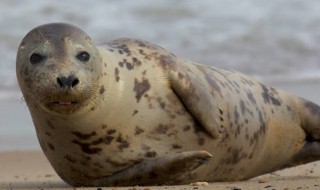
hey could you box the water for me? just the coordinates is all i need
[1,0,320,149]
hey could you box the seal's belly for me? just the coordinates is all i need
[34,69,305,184]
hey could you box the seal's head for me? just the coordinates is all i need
[16,23,102,115]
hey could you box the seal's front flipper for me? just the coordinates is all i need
[169,62,223,138]
[94,151,212,186]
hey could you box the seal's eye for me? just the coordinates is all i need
[76,51,90,62]
[30,53,45,64]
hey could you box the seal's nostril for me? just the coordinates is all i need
[57,77,64,88]
[57,75,79,88]
[72,78,79,88]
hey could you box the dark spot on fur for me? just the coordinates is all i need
[270,96,281,106]
[99,85,105,95]
[135,126,144,135]
[114,67,120,82]
[64,154,76,163]
[133,78,151,102]
[107,129,116,135]
[101,124,107,129]
[155,124,169,134]
[46,119,55,129]
[247,91,256,105]
[286,105,292,111]
[137,41,146,47]
[132,110,138,116]
[91,138,104,145]
[240,100,246,114]
[261,84,281,106]
[139,49,145,55]
[105,135,115,145]
[234,106,239,125]
[73,140,102,154]
[116,135,129,150]
[47,143,55,151]
[115,44,131,56]
[172,144,182,149]
[145,151,157,158]
[118,61,124,67]
[91,107,96,111]
[72,131,97,140]
[94,135,115,145]
[142,70,147,75]
[158,54,176,70]
[125,62,134,70]
[241,77,255,86]
[203,71,222,96]
[132,57,142,66]
[45,131,52,137]
[222,147,247,165]
[157,97,166,109]
[258,110,266,133]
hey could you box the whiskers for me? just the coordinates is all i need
[37,28,48,43]
[20,96,25,104]
[89,83,103,110]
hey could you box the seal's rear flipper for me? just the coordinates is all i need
[287,99,320,167]
[300,99,320,141]
[94,151,212,186]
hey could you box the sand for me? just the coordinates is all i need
[0,151,320,190]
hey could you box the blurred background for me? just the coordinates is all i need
[1,0,320,150]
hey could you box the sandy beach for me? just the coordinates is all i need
[0,151,320,190]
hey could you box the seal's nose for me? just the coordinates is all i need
[57,75,79,88]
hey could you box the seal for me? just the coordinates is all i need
[16,23,320,187]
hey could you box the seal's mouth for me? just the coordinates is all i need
[53,101,78,105]
[43,99,83,114]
